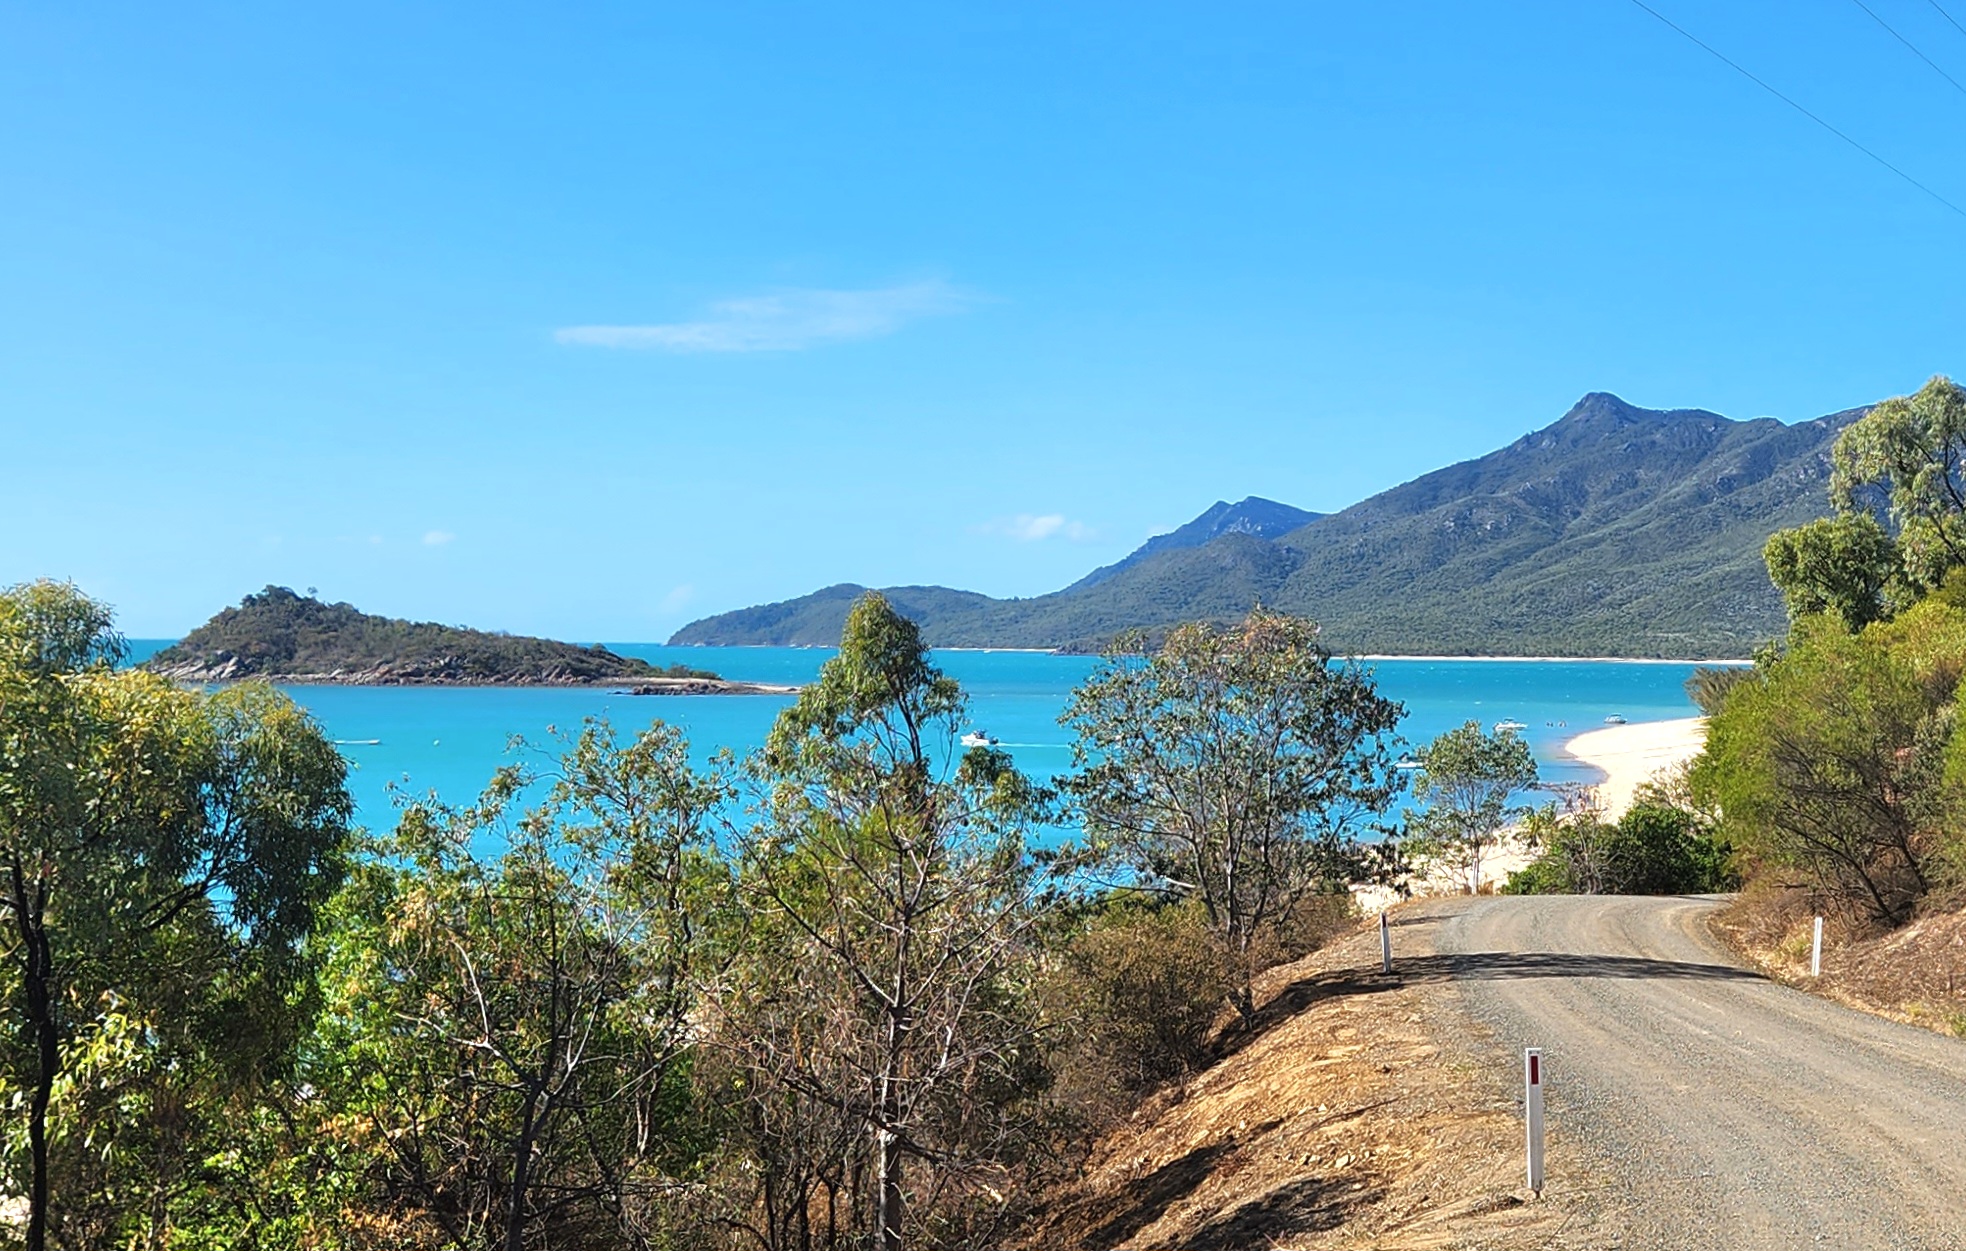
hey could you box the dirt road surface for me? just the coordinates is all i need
[1420,894,1966,1250]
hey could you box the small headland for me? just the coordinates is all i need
[146,586,795,692]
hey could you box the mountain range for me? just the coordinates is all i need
[671,393,1863,657]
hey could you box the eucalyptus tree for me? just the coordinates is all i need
[1062,610,1406,1021]
[1764,512,1901,629]
[1693,603,1966,925]
[727,593,1054,1251]
[0,580,351,1251]
[1764,374,1966,627]
[1830,374,1966,594]
[318,718,730,1251]
[1403,720,1538,894]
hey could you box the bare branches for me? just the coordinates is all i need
[716,594,1054,1251]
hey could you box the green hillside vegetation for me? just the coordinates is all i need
[6,583,1402,1251]
[1690,376,1966,929]
[148,586,713,684]
[1063,495,1323,591]
[673,393,1857,657]
[1511,377,1966,999]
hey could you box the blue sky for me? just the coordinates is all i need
[5,1,1965,638]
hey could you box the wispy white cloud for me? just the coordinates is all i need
[422,530,456,547]
[660,584,696,614]
[555,281,973,353]
[976,513,1096,543]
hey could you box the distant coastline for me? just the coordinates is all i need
[1355,654,1751,665]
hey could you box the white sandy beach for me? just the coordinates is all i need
[1563,715,1708,821]
[1355,715,1712,910]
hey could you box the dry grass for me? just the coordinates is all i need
[1713,884,1966,1038]
[1017,909,1612,1250]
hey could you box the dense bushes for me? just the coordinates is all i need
[1042,892,1356,1118]
[6,591,1381,1251]
[1692,601,1966,925]
[1043,900,1230,1109]
[1506,799,1734,896]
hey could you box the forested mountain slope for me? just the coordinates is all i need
[672,393,1859,657]
[1064,496,1323,591]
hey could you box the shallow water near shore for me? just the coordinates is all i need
[126,642,1709,831]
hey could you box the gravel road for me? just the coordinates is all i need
[1417,894,1966,1250]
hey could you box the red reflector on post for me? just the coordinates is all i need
[1529,1054,1540,1086]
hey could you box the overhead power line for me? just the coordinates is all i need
[1626,0,1966,222]
[1926,0,1966,42]
[1849,0,1966,99]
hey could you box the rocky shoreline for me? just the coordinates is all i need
[147,658,796,694]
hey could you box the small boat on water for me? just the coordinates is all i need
[333,738,382,746]
[960,730,999,749]
[1396,757,1424,771]
[1603,714,1628,725]
[1493,719,1529,733]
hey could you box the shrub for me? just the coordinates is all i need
[1693,603,1966,924]
[1046,898,1231,1103]
[1505,802,1734,895]
[1685,665,1755,716]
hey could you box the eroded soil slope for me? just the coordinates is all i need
[1024,901,1615,1250]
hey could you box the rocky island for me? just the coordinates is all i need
[148,587,793,692]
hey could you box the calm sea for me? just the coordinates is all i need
[125,642,1709,830]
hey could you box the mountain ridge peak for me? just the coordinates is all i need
[671,391,1865,656]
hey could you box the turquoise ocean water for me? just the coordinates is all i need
[125,642,1709,830]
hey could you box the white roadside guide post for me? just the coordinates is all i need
[1380,911,1392,975]
[1523,1048,1546,1196]
[1812,915,1824,977]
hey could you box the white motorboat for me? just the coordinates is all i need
[960,730,999,749]
[1494,719,1529,733]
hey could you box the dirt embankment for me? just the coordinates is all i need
[1712,887,1966,1039]
[1022,904,1602,1251]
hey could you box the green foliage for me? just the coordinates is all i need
[1765,375,1966,639]
[148,585,682,683]
[1692,601,1966,925]
[312,718,730,1251]
[676,393,1853,657]
[1505,802,1734,896]
[1830,375,1966,594]
[0,579,352,1251]
[1042,898,1230,1106]
[653,661,722,679]
[1685,664,1755,716]
[1764,513,1901,629]
[15,577,1709,1248]
[1403,721,1538,894]
[728,592,1054,1251]
[1063,610,1402,1020]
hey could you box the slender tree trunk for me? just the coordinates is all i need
[505,1082,544,1251]
[9,866,54,1251]
[873,1123,902,1251]
[873,1011,905,1251]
